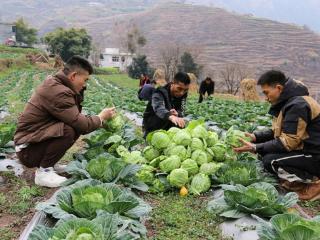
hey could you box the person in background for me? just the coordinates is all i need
[143,72,190,136]
[139,73,150,88]
[234,70,320,201]
[198,77,215,103]
[14,56,116,188]
[138,80,157,102]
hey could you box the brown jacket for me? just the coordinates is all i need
[14,71,101,145]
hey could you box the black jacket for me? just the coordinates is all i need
[199,80,215,95]
[254,79,320,155]
[143,83,187,134]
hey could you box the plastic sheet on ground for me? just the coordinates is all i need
[0,159,24,176]
[18,191,59,240]
[212,189,259,240]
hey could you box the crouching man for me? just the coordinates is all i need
[14,56,116,187]
[235,70,320,201]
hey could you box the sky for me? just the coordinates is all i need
[186,0,320,33]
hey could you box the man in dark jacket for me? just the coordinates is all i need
[143,72,190,136]
[198,77,215,103]
[235,70,320,201]
[14,56,116,187]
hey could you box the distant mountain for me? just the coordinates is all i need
[0,0,320,91]
[183,0,320,33]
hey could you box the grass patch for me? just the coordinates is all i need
[0,227,15,240]
[144,192,225,240]
[97,74,139,90]
[0,172,47,216]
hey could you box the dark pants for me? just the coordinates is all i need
[16,125,79,168]
[198,91,213,103]
[261,151,320,182]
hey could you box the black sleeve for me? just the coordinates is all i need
[253,129,275,143]
[256,138,288,155]
[151,92,171,120]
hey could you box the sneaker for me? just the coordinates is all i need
[297,181,320,201]
[280,180,306,192]
[53,164,68,174]
[35,167,67,188]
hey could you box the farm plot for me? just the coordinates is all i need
[0,70,319,240]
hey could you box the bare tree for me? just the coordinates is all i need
[158,43,182,82]
[90,41,104,67]
[112,21,146,55]
[220,63,253,95]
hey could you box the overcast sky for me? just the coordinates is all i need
[186,0,320,33]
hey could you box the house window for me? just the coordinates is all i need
[121,56,125,62]
[112,56,119,62]
[12,26,16,33]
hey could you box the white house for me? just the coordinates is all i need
[0,22,16,45]
[100,48,134,71]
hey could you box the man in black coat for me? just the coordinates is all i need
[143,72,190,136]
[198,77,215,103]
[235,70,320,201]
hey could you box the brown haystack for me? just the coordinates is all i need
[26,53,49,64]
[153,68,165,80]
[240,78,261,101]
[187,73,198,93]
[53,55,64,69]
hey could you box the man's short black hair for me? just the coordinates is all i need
[258,70,288,86]
[63,56,93,75]
[173,72,191,85]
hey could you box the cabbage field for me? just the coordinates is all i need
[1,69,319,240]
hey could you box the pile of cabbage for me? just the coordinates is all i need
[136,120,251,195]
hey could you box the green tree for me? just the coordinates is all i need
[178,52,201,76]
[15,18,38,46]
[128,55,154,79]
[43,28,92,62]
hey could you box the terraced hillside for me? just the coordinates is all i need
[1,1,320,90]
[100,3,320,89]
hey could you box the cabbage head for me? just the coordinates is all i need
[190,173,211,195]
[30,212,118,240]
[225,126,251,147]
[167,168,189,188]
[103,114,125,132]
[206,131,219,147]
[167,127,181,138]
[172,129,192,146]
[210,142,228,162]
[123,151,146,164]
[191,149,208,165]
[143,146,160,162]
[191,125,208,139]
[166,145,188,160]
[199,162,223,175]
[150,131,171,149]
[159,155,181,173]
[181,159,199,176]
[190,138,204,151]
[136,165,155,184]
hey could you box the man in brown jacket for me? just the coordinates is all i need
[14,56,115,187]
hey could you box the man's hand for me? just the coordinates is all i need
[245,132,256,142]
[170,109,179,117]
[233,138,256,153]
[98,107,116,121]
[169,115,185,128]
